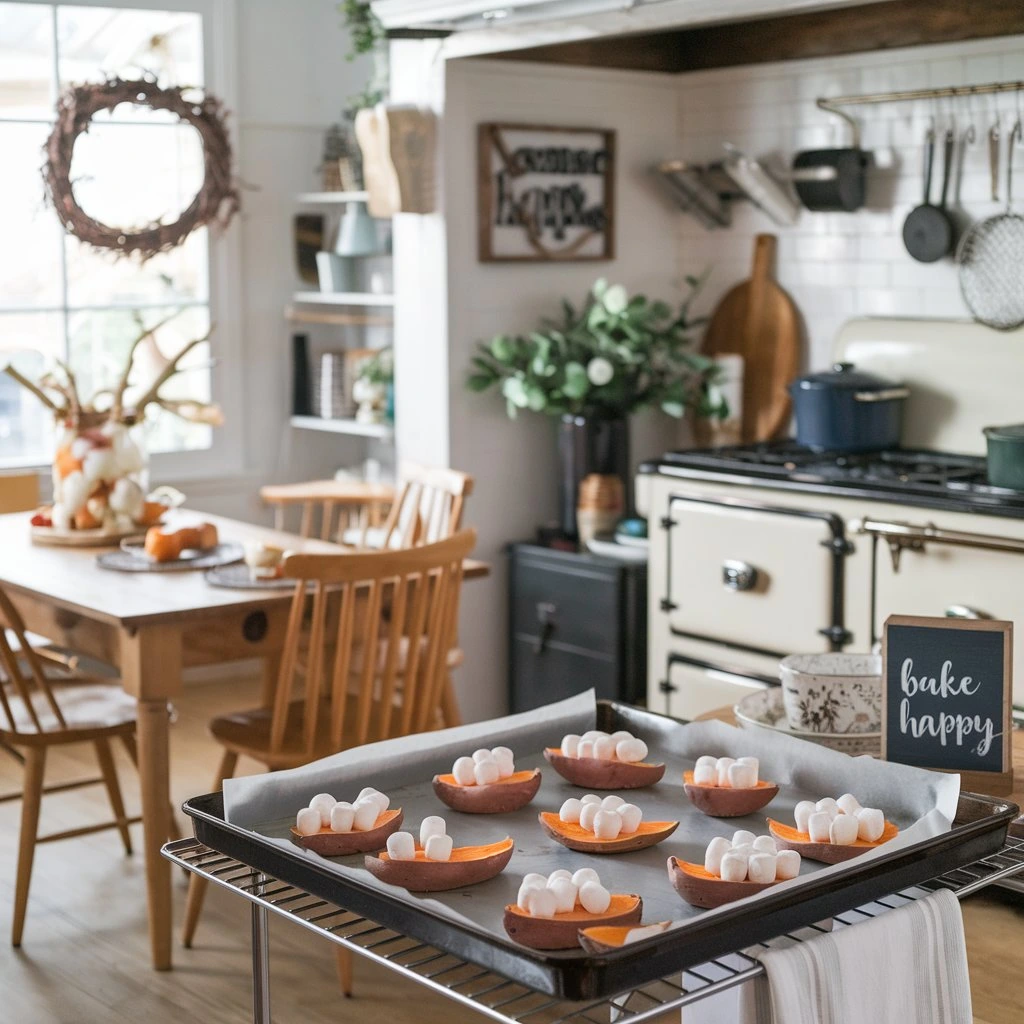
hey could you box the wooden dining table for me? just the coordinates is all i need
[0,510,488,970]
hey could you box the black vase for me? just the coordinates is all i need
[557,414,629,539]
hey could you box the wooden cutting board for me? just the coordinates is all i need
[702,234,800,443]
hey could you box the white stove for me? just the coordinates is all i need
[638,318,1024,721]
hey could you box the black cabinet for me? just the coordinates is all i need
[508,543,647,714]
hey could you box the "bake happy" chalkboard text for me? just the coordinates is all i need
[882,615,1013,792]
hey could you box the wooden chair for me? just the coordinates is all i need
[259,479,395,543]
[376,463,474,550]
[0,585,171,947]
[180,529,477,979]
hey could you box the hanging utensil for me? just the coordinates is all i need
[903,124,955,263]
[988,119,1000,202]
[958,117,1024,330]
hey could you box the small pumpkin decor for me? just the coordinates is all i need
[43,76,239,260]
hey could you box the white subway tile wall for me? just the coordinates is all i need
[675,35,1024,369]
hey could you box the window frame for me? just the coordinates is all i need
[0,0,243,483]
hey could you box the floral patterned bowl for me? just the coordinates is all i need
[779,653,882,735]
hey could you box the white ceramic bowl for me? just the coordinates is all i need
[778,653,882,735]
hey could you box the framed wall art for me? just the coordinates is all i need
[478,123,616,263]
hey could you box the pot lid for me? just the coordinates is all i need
[984,423,1024,441]
[790,362,901,392]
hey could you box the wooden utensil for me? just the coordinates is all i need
[701,233,799,443]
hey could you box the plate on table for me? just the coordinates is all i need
[734,688,882,757]
[96,540,244,573]
[31,522,146,548]
[204,563,298,590]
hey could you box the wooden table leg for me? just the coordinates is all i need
[120,625,182,971]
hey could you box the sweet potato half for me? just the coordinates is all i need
[291,808,404,856]
[667,857,779,909]
[538,812,678,854]
[432,768,542,814]
[503,894,642,950]
[364,837,514,892]
[543,748,665,789]
[767,818,898,864]
[682,770,780,818]
[578,920,671,954]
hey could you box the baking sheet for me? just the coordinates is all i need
[223,691,960,953]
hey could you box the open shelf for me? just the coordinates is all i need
[289,415,394,440]
[296,191,369,204]
[292,291,395,308]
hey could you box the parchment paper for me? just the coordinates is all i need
[222,691,960,956]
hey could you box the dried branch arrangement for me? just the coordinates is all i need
[43,76,239,260]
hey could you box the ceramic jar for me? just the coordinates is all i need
[778,653,882,734]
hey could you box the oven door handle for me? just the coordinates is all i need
[855,517,1024,571]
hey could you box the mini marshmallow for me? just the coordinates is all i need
[752,835,777,855]
[695,754,718,770]
[352,799,380,831]
[425,834,454,861]
[610,730,633,744]
[295,807,321,836]
[816,798,840,818]
[420,815,447,846]
[548,869,572,882]
[572,868,600,888]
[580,794,602,805]
[594,736,617,760]
[523,872,548,889]
[693,762,717,786]
[581,730,606,743]
[618,803,642,834]
[548,878,578,913]
[738,756,759,783]
[386,832,416,860]
[704,836,732,876]
[747,853,777,884]
[492,747,515,778]
[579,802,600,832]
[730,844,752,863]
[309,793,336,827]
[578,881,611,914]
[474,759,500,786]
[830,814,859,846]
[525,888,558,917]
[794,800,817,834]
[837,793,862,817]
[577,739,596,759]
[720,852,748,882]
[517,882,543,910]
[728,762,758,789]
[807,812,832,843]
[330,802,355,833]
[593,810,622,840]
[616,738,648,763]
[732,829,756,847]
[775,849,802,880]
[561,734,581,758]
[452,756,477,786]
[472,749,495,764]
[856,807,885,843]
[600,794,625,811]
[716,757,737,787]
[559,798,583,823]
[357,787,389,812]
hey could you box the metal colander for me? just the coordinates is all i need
[958,120,1024,330]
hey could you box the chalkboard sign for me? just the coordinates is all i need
[882,615,1013,794]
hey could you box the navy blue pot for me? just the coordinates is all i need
[789,363,909,453]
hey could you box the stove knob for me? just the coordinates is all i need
[722,560,759,591]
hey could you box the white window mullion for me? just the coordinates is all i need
[51,4,72,373]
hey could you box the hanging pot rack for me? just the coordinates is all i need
[818,78,1024,148]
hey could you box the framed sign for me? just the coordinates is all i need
[477,122,615,263]
[882,615,1013,794]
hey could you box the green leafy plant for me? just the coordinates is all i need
[339,1,387,113]
[467,278,726,421]
[358,346,394,386]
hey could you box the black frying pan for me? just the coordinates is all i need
[903,126,955,263]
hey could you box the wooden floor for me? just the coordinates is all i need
[1,674,1022,1023]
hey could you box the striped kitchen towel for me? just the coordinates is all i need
[759,888,972,1024]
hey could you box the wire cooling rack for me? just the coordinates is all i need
[164,834,1024,1024]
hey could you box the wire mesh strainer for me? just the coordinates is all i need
[958,117,1024,330]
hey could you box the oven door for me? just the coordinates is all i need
[864,517,1024,705]
[660,493,851,656]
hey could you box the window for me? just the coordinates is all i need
[0,0,233,473]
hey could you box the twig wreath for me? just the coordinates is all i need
[43,76,240,260]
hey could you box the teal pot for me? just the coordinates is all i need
[557,414,629,540]
[984,423,1024,491]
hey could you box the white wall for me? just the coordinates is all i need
[673,34,1024,371]
[187,0,376,521]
